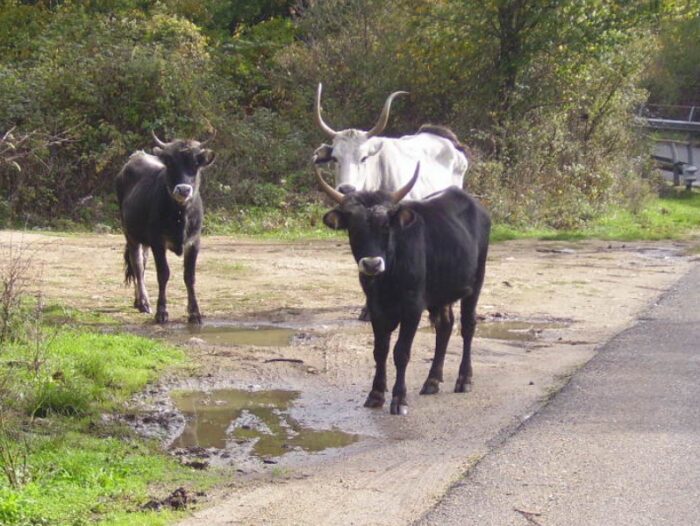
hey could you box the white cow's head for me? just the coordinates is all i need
[313,83,407,194]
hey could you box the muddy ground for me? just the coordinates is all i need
[2,230,697,525]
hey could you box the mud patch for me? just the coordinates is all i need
[141,487,199,511]
[171,389,359,459]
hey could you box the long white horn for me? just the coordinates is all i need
[391,162,420,203]
[366,90,409,137]
[313,159,344,204]
[315,83,338,138]
[151,130,167,147]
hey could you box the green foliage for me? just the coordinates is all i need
[644,3,700,105]
[0,0,695,234]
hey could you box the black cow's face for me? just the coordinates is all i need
[323,193,417,277]
[154,140,215,205]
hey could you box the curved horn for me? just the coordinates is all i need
[199,117,216,146]
[313,158,344,204]
[391,162,420,203]
[315,83,338,138]
[199,128,217,146]
[151,130,167,148]
[366,90,409,137]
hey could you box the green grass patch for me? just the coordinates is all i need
[0,320,220,526]
[42,303,119,326]
[204,204,342,240]
[542,191,700,241]
[3,331,184,417]
[0,430,220,526]
[204,191,700,243]
[491,190,700,242]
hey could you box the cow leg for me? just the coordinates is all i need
[358,302,371,322]
[390,310,421,415]
[421,304,454,395]
[364,316,397,409]
[151,244,170,324]
[183,241,201,324]
[456,253,487,392]
[128,243,151,313]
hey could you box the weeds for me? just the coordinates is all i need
[0,239,33,345]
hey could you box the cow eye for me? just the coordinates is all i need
[360,156,368,163]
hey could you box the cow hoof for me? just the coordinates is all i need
[454,376,472,393]
[358,307,371,322]
[188,312,202,325]
[363,390,385,408]
[420,378,440,395]
[155,310,169,324]
[390,398,408,415]
[134,300,151,314]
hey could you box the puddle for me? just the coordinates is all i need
[171,389,358,458]
[633,247,684,260]
[477,320,567,342]
[160,322,296,347]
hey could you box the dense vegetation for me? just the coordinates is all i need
[0,0,698,232]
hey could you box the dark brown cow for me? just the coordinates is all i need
[116,133,214,324]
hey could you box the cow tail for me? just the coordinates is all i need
[124,245,135,285]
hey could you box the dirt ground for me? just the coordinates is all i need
[2,230,696,525]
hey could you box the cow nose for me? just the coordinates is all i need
[173,184,193,201]
[337,184,356,195]
[358,257,385,276]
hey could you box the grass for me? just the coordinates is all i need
[13,187,700,244]
[204,189,700,243]
[0,322,222,526]
[492,190,700,242]
[204,203,341,240]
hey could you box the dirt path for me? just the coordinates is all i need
[1,230,695,525]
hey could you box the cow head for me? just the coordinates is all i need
[314,83,407,194]
[317,162,420,277]
[152,132,215,205]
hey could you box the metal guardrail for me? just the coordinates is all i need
[642,104,700,133]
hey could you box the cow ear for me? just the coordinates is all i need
[323,210,347,230]
[314,144,334,164]
[153,147,163,156]
[197,150,215,167]
[393,207,416,229]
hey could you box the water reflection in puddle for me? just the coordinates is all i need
[171,389,358,457]
[163,322,296,347]
[477,320,567,342]
[420,319,568,342]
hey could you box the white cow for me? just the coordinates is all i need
[312,83,469,199]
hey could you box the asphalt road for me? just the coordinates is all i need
[417,265,700,526]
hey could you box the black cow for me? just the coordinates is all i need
[316,162,490,415]
[116,132,215,324]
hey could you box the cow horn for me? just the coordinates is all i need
[315,83,338,138]
[366,90,409,138]
[313,158,344,204]
[199,127,216,146]
[199,117,216,146]
[391,162,420,203]
[151,130,167,148]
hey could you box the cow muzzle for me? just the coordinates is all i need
[358,257,385,276]
[337,183,356,195]
[173,184,194,204]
